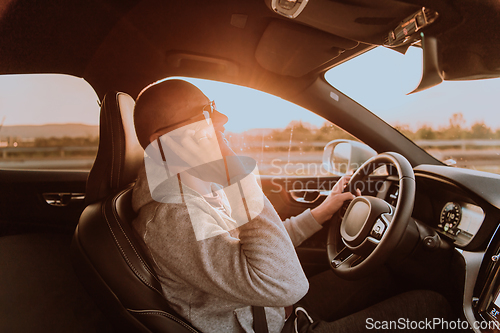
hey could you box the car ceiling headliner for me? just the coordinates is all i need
[0,0,499,100]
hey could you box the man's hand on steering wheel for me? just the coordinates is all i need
[311,176,360,224]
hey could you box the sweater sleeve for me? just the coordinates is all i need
[142,175,310,307]
[225,172,323,247]
[283,208,323,247]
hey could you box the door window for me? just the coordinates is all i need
[0,74,99,170]
[181,78,357,177]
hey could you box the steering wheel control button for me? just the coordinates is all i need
[370,219,386,240]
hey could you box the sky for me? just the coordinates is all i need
[0,47,499,133]
[0,74,100,127]
[325,47,500,131]
[180,78,327,132]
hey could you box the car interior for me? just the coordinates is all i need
[1,0,500,332]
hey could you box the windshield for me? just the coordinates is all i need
[325,47,500,174]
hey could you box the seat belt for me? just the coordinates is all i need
[252,306,269,333]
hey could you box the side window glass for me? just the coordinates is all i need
[0,74,99,170]
[181,78,359,177]
[227,121,357,177]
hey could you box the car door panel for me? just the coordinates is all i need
[0,169,115,332]
[261,175,339,218]
[0,169,89,236]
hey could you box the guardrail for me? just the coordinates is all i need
[229,139,500,150]
[0,146,97,158]
[413,139,500,149]
[2,140,500,157]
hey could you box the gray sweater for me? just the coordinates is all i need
[132,165,322,332]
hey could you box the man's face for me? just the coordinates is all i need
[204,101,229,134]
[147,91,232,170]
[149,91,229,143]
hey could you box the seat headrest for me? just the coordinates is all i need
[86,92,144,204]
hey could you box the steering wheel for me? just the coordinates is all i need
[327,152,415,280]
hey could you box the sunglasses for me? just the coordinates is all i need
[153,100,216,136]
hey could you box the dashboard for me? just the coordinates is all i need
[380,164,500,332]
[411,165,500,251]
[379,165,499,251]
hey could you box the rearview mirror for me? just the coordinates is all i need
[323,140,377,176]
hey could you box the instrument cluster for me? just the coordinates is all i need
[437,201,485,246]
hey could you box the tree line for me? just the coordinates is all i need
[394,113,498,141]
[33,136,99,147]
[237,113,498,144]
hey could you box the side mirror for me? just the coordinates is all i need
[323,140,377,176]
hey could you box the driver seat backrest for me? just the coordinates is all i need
[71,91,200,333]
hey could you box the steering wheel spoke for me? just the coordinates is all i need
[330,249,363,270]
[330,246,353,269]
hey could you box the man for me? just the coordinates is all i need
[132,79,451,332]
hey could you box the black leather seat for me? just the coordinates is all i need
[71,91,199,333]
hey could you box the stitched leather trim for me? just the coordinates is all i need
[102,190,163,295]
[110,187,163,286]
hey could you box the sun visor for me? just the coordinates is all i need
[255,20,358,77]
